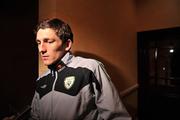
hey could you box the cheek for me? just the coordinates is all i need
[50,46,65,58]
[52,42,64,51]
[48,44,61,53]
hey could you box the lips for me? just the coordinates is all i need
[42,56,49,60]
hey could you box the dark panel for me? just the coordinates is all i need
[138,27,180,120]
[0,0,38,119]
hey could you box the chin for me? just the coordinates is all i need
[43,62,52,66]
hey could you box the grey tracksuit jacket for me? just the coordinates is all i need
[30,52,131,120]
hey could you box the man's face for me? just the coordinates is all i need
[36,28,66,66]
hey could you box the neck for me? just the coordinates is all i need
[48,59,65,71]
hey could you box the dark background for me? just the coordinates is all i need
[138,27,180,120]
[0,0,38,118]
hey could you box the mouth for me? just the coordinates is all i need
[42,56,49,61]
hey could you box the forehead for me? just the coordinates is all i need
[36,28,57,40]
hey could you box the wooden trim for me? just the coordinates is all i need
[120,84,138,97]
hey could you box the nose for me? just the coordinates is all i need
[38,43,47,54]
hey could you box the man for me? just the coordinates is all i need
[31,18,131,120]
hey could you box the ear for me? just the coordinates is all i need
[65,39,72,51]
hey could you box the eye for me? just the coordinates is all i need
[48,40,55,43]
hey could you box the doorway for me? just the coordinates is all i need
[138,27,180,120]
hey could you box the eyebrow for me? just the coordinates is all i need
[36,38,50,42]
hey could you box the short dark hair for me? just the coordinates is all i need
[35,18,73,42]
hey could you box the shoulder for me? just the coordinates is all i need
[71,56,102,71]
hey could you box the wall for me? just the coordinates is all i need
[38,0,137,93]
[136,0,180,31]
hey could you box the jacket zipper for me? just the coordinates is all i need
[51,71,58,120]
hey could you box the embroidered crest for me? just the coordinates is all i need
[64,76,75,89]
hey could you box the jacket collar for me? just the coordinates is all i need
[48,52,73,71]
